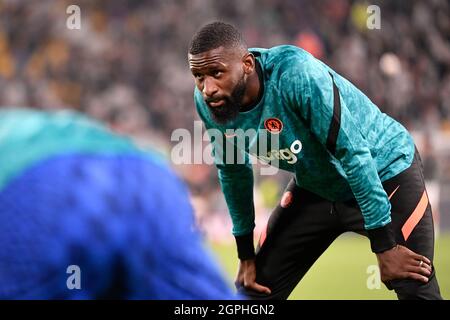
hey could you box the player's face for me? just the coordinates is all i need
[189,47,248,124]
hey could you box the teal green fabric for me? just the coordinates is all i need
[195,45,414,236]
[0,108,150,191]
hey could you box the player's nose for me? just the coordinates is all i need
[202,77,219,98]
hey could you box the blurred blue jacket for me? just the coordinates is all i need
[0,108,236,299]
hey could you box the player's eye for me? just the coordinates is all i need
[212,70,222,78]
[194,73,204,80]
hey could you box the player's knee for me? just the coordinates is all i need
[391,273,442,300]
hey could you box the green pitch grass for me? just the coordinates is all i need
[209,233,450,299]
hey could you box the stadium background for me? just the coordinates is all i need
[0,0,448,299]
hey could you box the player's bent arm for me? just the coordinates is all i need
[194,92,257,260]
[284,65,433,284]
[283,56,395,253]
[217,160,256,260]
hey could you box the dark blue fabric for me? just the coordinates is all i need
[0,153,235,299]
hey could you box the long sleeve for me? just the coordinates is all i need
[282,56,396,252]
[216,148,256,259]
[219,166,255,236]
[194,92,256,258]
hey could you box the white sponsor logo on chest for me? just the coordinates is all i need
[255,139,302,164]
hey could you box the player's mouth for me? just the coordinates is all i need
[207,99,225,108]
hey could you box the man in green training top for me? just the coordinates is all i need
[188,22,442,300]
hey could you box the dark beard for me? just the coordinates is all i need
[207,77,246,125]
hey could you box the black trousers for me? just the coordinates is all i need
[240,149,442,300]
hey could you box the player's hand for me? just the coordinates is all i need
[376,244,432,284]
[235,259,271,294]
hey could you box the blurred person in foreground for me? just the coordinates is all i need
[188,22,442,300]
[0,107,235,299]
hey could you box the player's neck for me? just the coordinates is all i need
[240,60,263,112]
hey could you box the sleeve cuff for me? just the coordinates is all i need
[234,231,255,260]
[367,222,397,253]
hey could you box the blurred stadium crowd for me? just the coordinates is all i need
[0,0,449,241]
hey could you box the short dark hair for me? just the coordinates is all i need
[189,22,246,55]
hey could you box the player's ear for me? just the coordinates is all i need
[242,52,255,75]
